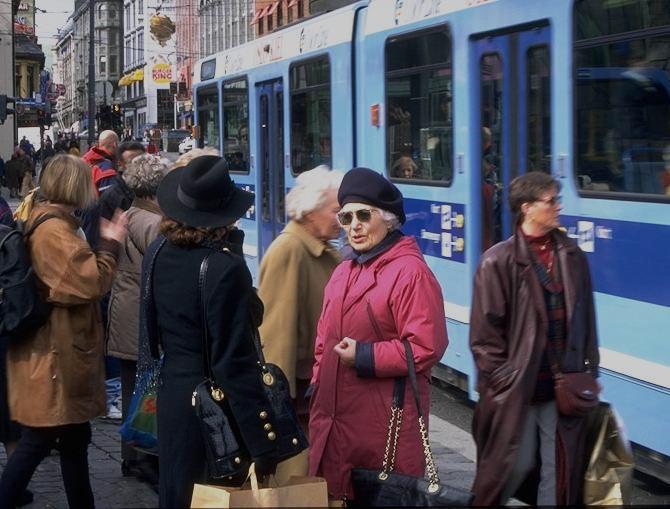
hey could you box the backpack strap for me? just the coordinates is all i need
[0,225,20,251]
[23,213,59,239]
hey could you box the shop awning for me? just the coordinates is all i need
[132,69,145,82]
[287,0,298,7]
[249,8,263,25]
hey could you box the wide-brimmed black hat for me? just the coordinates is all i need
[157,155,254,228]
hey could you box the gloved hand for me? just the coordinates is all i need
[254,453,279,478]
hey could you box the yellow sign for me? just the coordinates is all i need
[151,63,172,84]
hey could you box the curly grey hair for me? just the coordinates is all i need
[122,154,170,198]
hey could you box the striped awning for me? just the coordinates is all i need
[287,0,298,7]
[267,0,280,15]
[249,8,263,25]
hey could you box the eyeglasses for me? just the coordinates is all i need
[337,208,378,226]
[536,195,561,206]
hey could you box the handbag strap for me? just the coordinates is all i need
[198,254,216,382]
[379,340,440,492]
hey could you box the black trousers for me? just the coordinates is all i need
[0,422,94,509]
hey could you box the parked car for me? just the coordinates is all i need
[178,135,195,154]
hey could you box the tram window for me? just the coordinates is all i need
[196,85,220,150]
[222,79,249,174]
[290,57,331,175]
[527,46,551,174]
[574,0,670,198]
[385,30,453,184]
[480,53,503,251]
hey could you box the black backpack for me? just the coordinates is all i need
[0,214,56,340]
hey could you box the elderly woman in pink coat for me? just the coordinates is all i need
[308,167,448,505]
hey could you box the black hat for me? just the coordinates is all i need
[157,155,254,228]
[337,167,406,224]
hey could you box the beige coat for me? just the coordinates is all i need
[7,204,119,427]
[107,198,162,360]
[258,220,340,398]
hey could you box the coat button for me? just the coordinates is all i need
[259,411,268,420]
[267,432,276,441]
[52,374,57,380]
[263,423,272,432]
[292,438,298,446]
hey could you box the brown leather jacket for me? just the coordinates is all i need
[469,229,599,505]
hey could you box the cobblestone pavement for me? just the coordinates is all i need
[0,419,158,509]
[0,413,474,509]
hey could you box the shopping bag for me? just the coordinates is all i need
[190,465,328,508]
[119,364,160,452]
[583,402,634,505]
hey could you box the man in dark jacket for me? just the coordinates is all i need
[469,172,599,506]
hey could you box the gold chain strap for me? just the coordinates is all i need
[418,415,440,493]
[379,405,403,480]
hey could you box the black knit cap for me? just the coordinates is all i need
[337,167,406,224]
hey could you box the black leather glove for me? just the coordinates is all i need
[253,453,278,478]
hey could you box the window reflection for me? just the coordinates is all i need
[223,79,249,173]
[196,85,219,149]
[386,30,453,184]
[575,0,670,197]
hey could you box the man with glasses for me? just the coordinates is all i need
[469,171,600,506]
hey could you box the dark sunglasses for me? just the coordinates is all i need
[536,195,562,206]
[337,208,377,226]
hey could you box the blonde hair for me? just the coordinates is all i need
[172,147,220,170]
[286,165,344,221]
[39,154,97,208]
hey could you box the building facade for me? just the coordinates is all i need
[14,0,45,129]
[252,0,311,38]
[119,0,177,136]
[198,0,256,58]
[53,18,76,131]
[0,1,20,157]
[69,0,123,133]
[174,0,199,129]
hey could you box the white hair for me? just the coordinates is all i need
[379,209,401,231]
[286,165,344,221]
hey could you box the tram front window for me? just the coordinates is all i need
[196,85,220,149]
[574,0,670,197]
[223,79,249,173]
[385,29,453,184]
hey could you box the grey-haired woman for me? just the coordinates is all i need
[106,154,169,476]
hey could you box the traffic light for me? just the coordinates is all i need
[112,104,122,132]
[0,95,16,124]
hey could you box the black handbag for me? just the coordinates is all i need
[249,326,309,462]
[191,254,252,484]
[191,252,308,483]
[351,340,473,507]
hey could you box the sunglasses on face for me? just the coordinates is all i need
[337,208,378,226]
[536,195,562,206]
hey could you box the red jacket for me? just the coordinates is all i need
[308,235,448,500]
[82,146,117,195]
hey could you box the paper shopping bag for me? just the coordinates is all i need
[583,402,634,505]
[191,476,328,508]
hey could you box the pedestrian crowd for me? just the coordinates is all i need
[0,129,601,508]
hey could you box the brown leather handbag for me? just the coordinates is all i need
[553,371,600,417]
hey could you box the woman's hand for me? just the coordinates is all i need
[100,208,128,244]
[334,337,357,367]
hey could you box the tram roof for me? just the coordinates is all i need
[193,0,498,85]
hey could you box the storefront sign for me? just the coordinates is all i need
[152,63,173,84]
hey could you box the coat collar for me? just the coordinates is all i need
[132,197,162,216]
[283,220,334,258]
[29,203,79,230]
[514,227,579,335]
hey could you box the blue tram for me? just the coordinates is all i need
[192,0,670,481]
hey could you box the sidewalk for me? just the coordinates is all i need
[0,414,475,508]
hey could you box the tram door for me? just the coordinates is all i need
[473,24,551,252]
[256,79,286,258]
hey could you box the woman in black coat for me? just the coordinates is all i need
[145,156,279,508]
